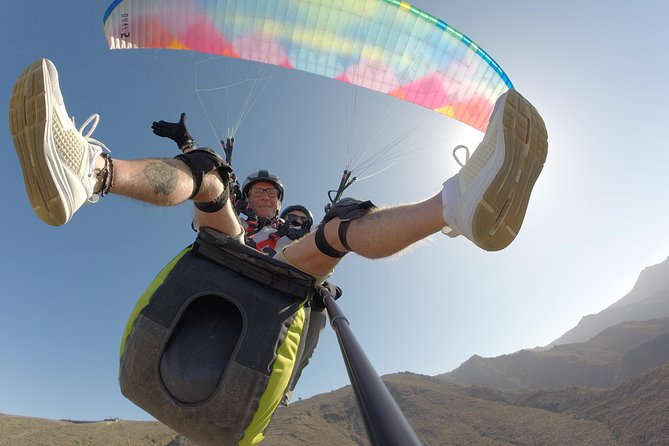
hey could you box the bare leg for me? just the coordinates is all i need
[101,157,242,237]
[282,89,548,276]
[108,158,195,205]
[9,57,243,234]
[193,200,243,237]
[283,193,443,276]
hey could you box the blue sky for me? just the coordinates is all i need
[1,0,668,421]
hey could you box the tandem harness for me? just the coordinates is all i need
[119,228,324,446]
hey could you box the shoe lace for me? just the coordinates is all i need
[452,144,470,167]
[77,114,111,154]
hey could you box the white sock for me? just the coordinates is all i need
[440,176,460,237]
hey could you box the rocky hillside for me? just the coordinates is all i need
[265,372,619,445]
[0,415,181,446]
[467,364,669,446]
[3,365,668,445]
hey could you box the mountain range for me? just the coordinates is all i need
[441,256,669,391]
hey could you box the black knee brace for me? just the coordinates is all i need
[175,148,233,213]
[194,190,229,213]
[314,198,376,258]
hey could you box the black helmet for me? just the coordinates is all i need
[280,205,314,230]
[242,170,284,201]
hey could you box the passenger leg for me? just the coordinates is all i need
[282,89,548,274]
[9,58,242,237]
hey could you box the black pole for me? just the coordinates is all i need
[323,292,423,446]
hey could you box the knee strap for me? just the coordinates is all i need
[338,220,353,251]
[314,222,348,258]
[194,188,229,213]
[175,148,232,199]
[314,198,376,258]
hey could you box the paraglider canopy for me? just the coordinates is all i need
[103,0,513,133]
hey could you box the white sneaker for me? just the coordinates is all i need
[9,58,109,226]
[441,89,548,251]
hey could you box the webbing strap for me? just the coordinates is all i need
[194,188,229,213]
[338,220,353,251]
[314,221,349,258]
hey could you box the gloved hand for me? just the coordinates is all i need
[151,112,196,152]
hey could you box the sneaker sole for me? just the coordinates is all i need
[471,90,548,251]
[9,59,71,226]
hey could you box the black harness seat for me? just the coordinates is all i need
[119,228,317,446]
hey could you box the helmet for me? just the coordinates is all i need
[242,170,284,201]
[280,205,314,230]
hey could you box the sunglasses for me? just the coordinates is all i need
[285,213,309,224]
[249,187,280,198]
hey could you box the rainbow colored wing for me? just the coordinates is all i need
[103,0,512,132]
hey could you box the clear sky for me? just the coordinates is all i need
[1,0,668,421]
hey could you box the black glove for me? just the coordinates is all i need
[232,182,247,212]
[151,112,196,152]
[321,197,376,224]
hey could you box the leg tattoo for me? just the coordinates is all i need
[143,160,180,196]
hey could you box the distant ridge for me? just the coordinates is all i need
[549,256,669,347]
[439,256,669,392]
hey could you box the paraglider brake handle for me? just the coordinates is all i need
[325,169,357,212]
[221,138,235,165]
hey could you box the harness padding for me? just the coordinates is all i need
[119,228,316,446]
